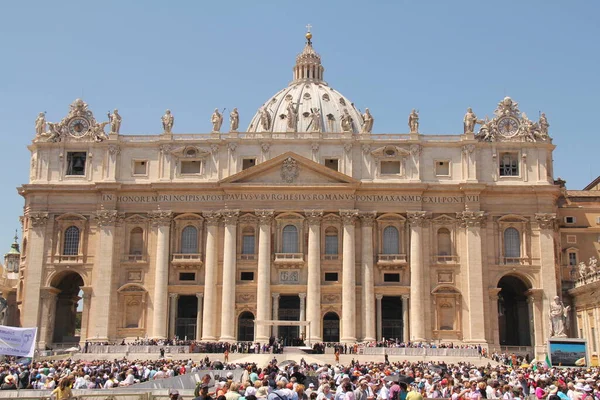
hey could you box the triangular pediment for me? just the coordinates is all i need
[220,152,360,186]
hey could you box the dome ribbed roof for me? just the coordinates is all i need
[247,32,364,134]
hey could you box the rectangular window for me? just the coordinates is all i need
[568,252,577,266]
[565,216,576,224]
[324,272,338,282]
[240,271,254,281]
[381,161,400,175]
[324,159,339,171]
[242,235,255,254]
[66,152,87,176]
[383,273,400,282]
[567,235,577,244]
[435,160,450,176]
[499,153,519,176]
[181,160,201,174]
[133,160,147,175]
[242,158,256,170]
[179,272,196,281]
[325,235,338,254]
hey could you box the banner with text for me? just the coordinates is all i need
[0,326,37,357]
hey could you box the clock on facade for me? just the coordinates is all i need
[67,117,90,137]
[497,117,520,137]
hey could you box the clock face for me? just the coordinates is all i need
[68,117,90,137]
[497,117,519,137]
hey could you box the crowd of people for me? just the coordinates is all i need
[0,353,598,400]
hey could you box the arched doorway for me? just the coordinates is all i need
[237,311,255,341]
[52,272,84,343]
[498,275,531,346]
[176,295,198,340]
[323,312,340,342]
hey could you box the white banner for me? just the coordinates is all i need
[0,326,37,357]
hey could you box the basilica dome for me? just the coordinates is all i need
[247,32,365,134]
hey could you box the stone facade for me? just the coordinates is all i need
[17,32,564,359]
[560,179,600,361]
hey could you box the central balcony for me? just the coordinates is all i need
[377,254,407,268]
[171,253,203,268]
[274,253,304,265]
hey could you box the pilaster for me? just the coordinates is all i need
[38,287,59,349]
[457,211,487,343]
[376,294,383,341]
[196,293,204,341]
[272,293,280,338]
[169,293,179,339]
[89,210,119,341]
[535,212,559,343]
[22,212,48,331]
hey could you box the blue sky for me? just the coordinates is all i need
[0,0,599,249]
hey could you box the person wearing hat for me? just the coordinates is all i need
[170,389,183,400]
[0,374,17,391]
[195,384,214,400]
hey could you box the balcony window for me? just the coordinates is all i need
[437,228,452,256]
[503,227,521,259]
[282,225,298,253]
[63,226,80,256]
[129,227,143,255]
[382,226,399,254]
[180,226,198,254]
[325,227,338,255]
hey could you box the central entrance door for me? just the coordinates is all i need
[498,276,531,346]
[278,295,300,345]
[176,295,197,340]
[382,296,403,341]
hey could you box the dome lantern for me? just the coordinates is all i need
[293,24,325,84]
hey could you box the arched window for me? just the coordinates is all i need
[129,227,144,255]
[504,228,521,259]
[282,225,298,253]
[382,226,399,254]
[181,226,198,254]
[242,227,255,255]
[437,228,452,256]
[63,226,80,256]
[325,227,339,255]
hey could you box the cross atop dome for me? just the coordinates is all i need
[305,23,312,44]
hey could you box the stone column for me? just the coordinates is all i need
[407,211,429,342]
[488,288,501,349]
[38,287,59,349]
[272,293,280,338]
[22,212,49,332]
[220,210,240,342]
[401,295,409,343]
[169,293,179,339]
[305,210,323,343]
[78,287,93,346]
[150,210,172,339]
[535,213,559,340]
[527,289,545,359]
[299,293,306,339]
[255,210,274,343]
[90,210,120,341]
[202,211,221,341]
[340,209,358,343]
[376,294,383,341]
[457,211,487,343]
[195,293,204,341]
[360,212,377,342]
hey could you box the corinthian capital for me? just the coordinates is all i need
[150,210,173,226]
[202,211,221,226]
[359,211,377,227]
[304,209,323,225]
[94,210,119,227]
[457,211,487,228]
[535,213,557,230]
[221,209,240,225]
[340,209,359,225]
[28,212,49,227]
[407,211,430,227]
[255,209,275,226]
